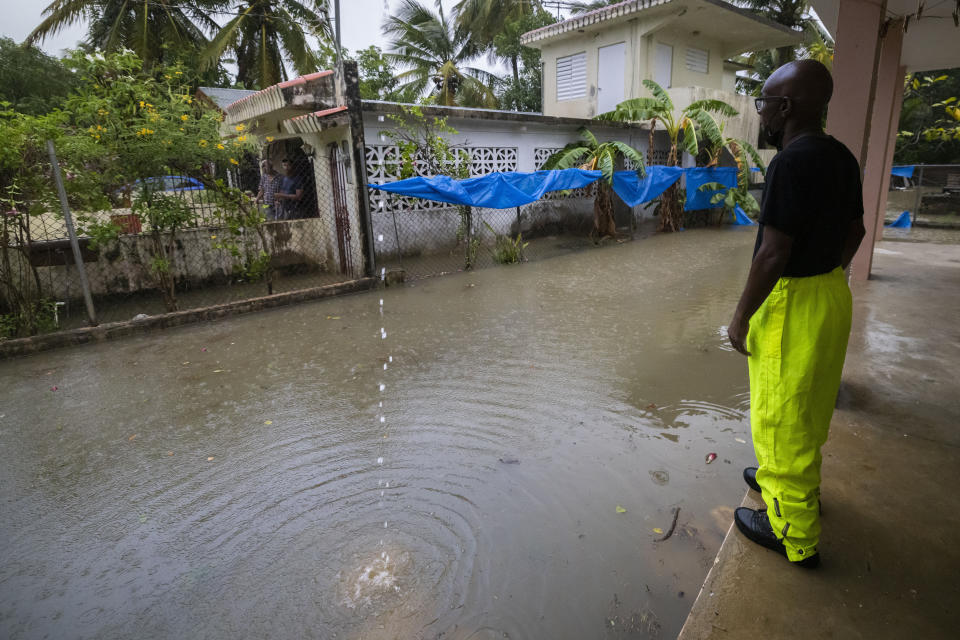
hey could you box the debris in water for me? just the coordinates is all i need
[656,507,681,541]
[50,386,58,391]
[646,403,657,410]
[207,456,215,461]
[201,347,207,352]
[498,457,520,464]
[264,420,273,425]
[705,452,717,464]
[326,316,341,320]
[616,505,627,514]
[735,437,746,444]
[167,451,174,456]
[128,434,137,441]
[653,527,663,534]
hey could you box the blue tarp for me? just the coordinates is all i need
[733,205,757,225]
[611,166,684,207]
[886,210,912,228]
[368,169,603,208]
[891,165,915,178]
[685,167,738,211]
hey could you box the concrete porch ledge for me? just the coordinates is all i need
[0,278,378,360]
[679,241,960,639]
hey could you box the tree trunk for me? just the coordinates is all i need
[511,55,520,84]
[594,182,618,238]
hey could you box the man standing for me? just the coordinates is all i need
[727,60,866,568]
[275,158,305,220]
[255,159,280,220]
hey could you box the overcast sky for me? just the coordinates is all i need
[4,1,499,63]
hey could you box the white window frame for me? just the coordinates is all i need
[556,52,587,101]
[685,46,709,74]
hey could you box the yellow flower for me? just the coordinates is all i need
[229,158,239,165]
[217,143,225,150]
[174,71,183,75]
[198,139,208,147]
[179,127,184,131]
[237,135,247,142]
[165,75,172,80]
[266,136,274,142]
[235,124,246,132]
[180,114,189,122]
[139,101,145,108]
[210,235,217,239]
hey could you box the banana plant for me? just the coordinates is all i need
[541,126,645,239]
[595,79,738,231]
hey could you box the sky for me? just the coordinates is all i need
[5,1,480,61]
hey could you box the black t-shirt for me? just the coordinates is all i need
[753,134,863,277]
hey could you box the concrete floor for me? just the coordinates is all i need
[679,241,960,639]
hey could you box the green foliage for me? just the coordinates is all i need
[542,127,645,184]
[896,69,960,164]
[0,38,79,115]
[28,0,220,70]
[0,299,59,340]
[491,9,554,111]
[63,50,254,197]
[384,0,498,107]
[209,183,273,284]
[483,221,528,264]
[595,80,740,232]
[201,0,332,89]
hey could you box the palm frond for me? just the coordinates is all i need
[680,118,699,157]
[685,99,738,117]
[578,126,599,149]
[687,109,723,149]
[541,145,591,170]
[641,78,673,110]
[606,140,646,177]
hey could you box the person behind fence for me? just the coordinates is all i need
[275,157,305,219]
[726,59,866,569]
[255,159,280,220]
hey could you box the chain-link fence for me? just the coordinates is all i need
[884,164,960,242]
[370,182,654,281]
[1,139,366,340]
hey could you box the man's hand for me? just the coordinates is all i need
[727,314,752,356]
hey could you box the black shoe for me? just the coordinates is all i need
[743,468,823,515]
[734,507,820,568]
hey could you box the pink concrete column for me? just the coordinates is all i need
[859,20,906,272]
[825,0,888,280]
[874,65,908,245]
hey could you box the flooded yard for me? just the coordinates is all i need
[1,227,763,639]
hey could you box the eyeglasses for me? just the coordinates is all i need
[754,96,790,113]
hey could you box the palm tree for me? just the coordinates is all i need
[453,0,542,82]
[383,0,498,108]
[566,0,620,13]
[27,0,219,68]
[541,127,645,239]
[202,1,332,89]
[595,79,738,231]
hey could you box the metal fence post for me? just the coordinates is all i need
[912,164,924,224]
[46,140,97,326]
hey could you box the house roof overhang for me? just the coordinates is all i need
[223,70,342,126]
[521,0,803,57]
[809,0,960,73]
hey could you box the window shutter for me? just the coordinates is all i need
[556,52,587,101]
[685,47,709,73]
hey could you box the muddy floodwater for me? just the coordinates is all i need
[2,227,766,639]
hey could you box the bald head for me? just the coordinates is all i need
[764,59,833,122]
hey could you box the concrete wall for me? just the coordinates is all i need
[36,219,335,303]
[361,106,664,259]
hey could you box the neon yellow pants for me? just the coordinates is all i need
[747,266,852,562]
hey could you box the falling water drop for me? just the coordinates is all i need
[378,234,384,242]
[377,457,383,465]
[380,416,386,423]
[379,383,385,391]
[383,363,388,370]
[388,356,393,363]
[384,521,388,528]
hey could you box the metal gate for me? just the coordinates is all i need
[329,142,354,275]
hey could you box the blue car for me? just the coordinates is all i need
[116,175,205,198]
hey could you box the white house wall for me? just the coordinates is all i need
[361,109,664,260]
